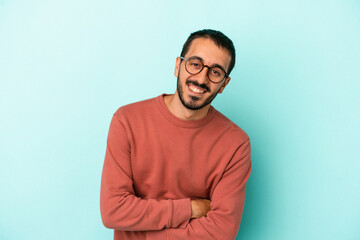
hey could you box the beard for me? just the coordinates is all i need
[177,74,222,111]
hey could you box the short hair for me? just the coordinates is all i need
[180,29,236,75]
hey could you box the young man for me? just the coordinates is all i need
[100,29,251,240]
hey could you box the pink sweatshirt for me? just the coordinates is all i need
[100,94,251,240]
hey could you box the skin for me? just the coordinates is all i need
[165,37,231,120]
[164,37,233,218]
[190,199,211,219]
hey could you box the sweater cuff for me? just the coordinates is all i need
[168,198,191,229]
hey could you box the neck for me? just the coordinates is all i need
[164,92,210,121]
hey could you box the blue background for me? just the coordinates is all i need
[0,0,359,239]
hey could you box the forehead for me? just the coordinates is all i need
[185,37,231,71]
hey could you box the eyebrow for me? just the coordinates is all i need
[191,55,227,73]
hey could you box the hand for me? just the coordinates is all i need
[190,199,211,219]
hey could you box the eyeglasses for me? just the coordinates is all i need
[180,57,228,83]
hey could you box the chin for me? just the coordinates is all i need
[181,95,209,111]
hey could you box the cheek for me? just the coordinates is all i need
[178,69,191,82]
[214,84,225,94]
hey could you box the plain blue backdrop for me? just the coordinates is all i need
[0,0,359,239]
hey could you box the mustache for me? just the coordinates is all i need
[186,80,211,92]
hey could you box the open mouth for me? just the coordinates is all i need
[188,83,207,95]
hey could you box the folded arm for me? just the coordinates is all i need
[100,114,191,231]
[164,139,251,240]
[100,113,251,238]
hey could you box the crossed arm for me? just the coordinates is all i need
[100,114,251,239]
[190,199,211,219]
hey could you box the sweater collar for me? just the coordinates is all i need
[156,94,216,128]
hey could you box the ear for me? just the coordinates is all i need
[218,77,231,94]
[174,57,181,78]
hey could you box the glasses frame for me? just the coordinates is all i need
[180,57,228,84]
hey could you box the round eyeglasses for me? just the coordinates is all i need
[180,56,228,83]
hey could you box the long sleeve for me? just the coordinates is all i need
[153,139,251,240]
[100,114,191,231]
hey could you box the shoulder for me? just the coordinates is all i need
[212,108,250,144]
[113,96,157,120]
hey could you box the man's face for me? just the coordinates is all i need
[174,37,232,110]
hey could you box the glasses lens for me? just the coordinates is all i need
[185,57,203,74]
[208,67,226,83]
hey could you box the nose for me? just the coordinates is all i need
[194,66,210,84]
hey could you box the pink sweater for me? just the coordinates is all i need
[100,94,251,240]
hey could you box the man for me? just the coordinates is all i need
[100,29,251,240]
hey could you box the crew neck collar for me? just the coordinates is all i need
[155,94,216,128]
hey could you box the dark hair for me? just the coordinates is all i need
[180,29,236,75]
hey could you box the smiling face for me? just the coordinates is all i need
[174,37,232,110]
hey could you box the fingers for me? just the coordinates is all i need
[190,199,211,219]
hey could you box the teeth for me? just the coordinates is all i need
[189,85,205,93]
